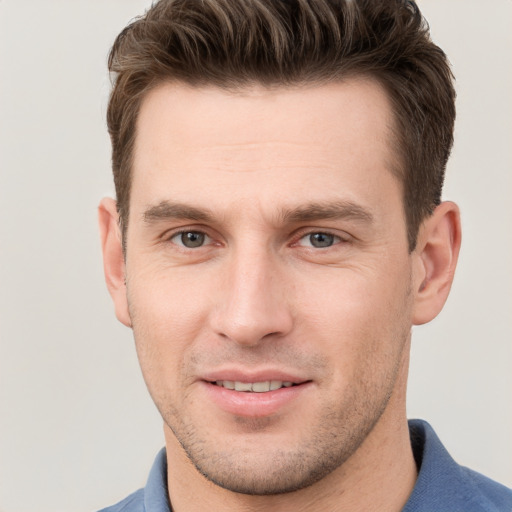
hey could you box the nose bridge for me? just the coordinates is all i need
[212,242,292,346]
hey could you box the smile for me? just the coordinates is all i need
[201,376,312,416]
[214,380,295,392]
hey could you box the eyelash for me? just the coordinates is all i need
[167,230,213,249]
[294,231,344,249]
[164,228,348,250]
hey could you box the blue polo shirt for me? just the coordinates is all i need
[98,419,512,511]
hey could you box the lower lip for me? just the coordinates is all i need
[201,381,311,417]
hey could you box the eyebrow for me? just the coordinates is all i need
[143,201,215,223]
[279,200,374,225]
[142,199,374,225]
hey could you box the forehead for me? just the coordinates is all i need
[130,79,401,220]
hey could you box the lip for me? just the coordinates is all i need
[201,369,307,384]
[199,369,312,418]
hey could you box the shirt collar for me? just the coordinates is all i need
[144,448,172,512]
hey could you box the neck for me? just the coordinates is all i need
[165,356,416,512]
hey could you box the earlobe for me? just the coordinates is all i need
[412,201,461,326]
[98,197,132,327]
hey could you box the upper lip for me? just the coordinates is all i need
[200,369,309,384]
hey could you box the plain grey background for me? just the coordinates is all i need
[0,1,511,511]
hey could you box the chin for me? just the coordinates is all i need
[166,412,374,496]
[191,450,342,496]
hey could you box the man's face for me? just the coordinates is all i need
[123,80,417,494]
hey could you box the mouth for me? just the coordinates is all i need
[201,375,312,417]
[213,380,297,392]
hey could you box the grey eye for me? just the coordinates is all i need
[297,232,340,248]
[171,231,208,248]
[309,233,335,248]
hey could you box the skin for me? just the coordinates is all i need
[99,79,461,511]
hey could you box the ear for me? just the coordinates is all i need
[98,197,132,327]
[412,201,461,325]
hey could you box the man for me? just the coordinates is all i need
[97,0,512,511]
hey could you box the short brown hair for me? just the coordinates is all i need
[107,0,455,251]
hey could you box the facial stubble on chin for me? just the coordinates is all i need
[127,280,413,496]
[153,350,405,497]
[163,385,394,495]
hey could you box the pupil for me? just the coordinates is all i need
[310,233,334,248]
[182,232,204,248]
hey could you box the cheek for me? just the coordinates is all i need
[129,263,212,332]
[127,271,212,391]
[296,266,399,328]
[294,265,412,364]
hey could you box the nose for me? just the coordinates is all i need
[210,247,294,347]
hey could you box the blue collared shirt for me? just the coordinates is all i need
[98,420,512,511]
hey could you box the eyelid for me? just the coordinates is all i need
[169,230,212,248]
[159,225,352,249]
[291,228,351,247]
[298,233,340,248]
[161,225,217,245]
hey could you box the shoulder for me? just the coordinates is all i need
[95,448,170,512]
[96,488,145,512]
[405,419,512,512]
[459,466,512,511]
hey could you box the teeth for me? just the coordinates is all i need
[234,381,253,392]
[251,381,270,392]
[270,380,282,391]
[215,380,295,392]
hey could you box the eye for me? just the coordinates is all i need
[170,231,211,248]
[297,232,341,248]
